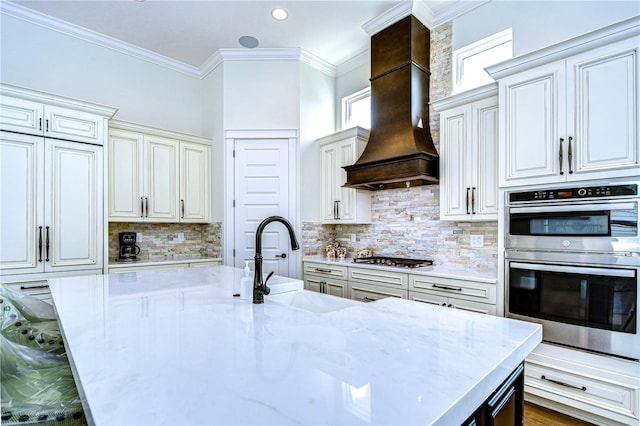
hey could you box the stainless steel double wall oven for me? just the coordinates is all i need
[505,182,639,360]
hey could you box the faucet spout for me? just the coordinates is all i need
[253,216,300,304]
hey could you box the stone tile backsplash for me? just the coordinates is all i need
[108,222,221,262]
[301,21,499,271]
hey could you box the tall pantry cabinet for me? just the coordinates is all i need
[0,84,116,295]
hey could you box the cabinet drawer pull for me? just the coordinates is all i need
[363,296,376,302]
[20,284,49,290]
[314,268,333,273]
[541,375,586,391]
[567,136,574,174]
[432,284,463,292]
[559,138,564,175]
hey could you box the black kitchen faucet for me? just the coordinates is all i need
[253,216,300,304]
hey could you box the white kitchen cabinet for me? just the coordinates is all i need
[409,273,497,315]
[318,127,371,224]
[1,132,104,275]
[489,34,639,187]
[525,343,640,426]
[0,90,107,145]
[433,84,498,220]
[350,281,406,302]
[108,121,210,223]
[302,261,349,298]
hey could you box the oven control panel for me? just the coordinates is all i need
[509,184,638,203]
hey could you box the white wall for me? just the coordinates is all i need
[202,65,225,222]
[0,15,203,135]
[452,1,639,56]
[299,62,335,223]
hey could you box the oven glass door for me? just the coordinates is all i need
[508,262,637,334]
[508,202,638,237]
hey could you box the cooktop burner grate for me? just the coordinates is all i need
[353,256,434,269]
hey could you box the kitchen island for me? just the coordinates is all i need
[48,265,541,425]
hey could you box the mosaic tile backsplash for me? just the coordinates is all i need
[108,222,221,262]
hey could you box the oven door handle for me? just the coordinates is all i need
[510,262,636,278]
[509,202,636,214]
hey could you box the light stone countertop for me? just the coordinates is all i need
[303,256,498,283]
[48,265,540,425]
[108,254,221,268]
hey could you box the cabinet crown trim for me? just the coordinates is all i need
[317,126,370,146]
[431,83,497,112]
[109,120,211,145]
[486,15,639,79]
[0,83,118,118]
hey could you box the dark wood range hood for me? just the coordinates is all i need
[343,15,439,190]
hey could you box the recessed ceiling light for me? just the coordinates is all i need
[271,8,288,21]
[239,35,259,49]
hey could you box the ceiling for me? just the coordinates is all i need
[4,0,486,76]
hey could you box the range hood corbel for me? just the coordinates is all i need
[343,15,439,191]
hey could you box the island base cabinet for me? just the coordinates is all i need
[463,363,524,426]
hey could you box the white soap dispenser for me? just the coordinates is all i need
[240,260,253,300]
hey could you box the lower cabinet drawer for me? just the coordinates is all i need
[525,361,638,419]
[3,280,52,304]
[303,262,348,279]
[409,274,496,304]
[350,282,407,302]
[409,291,496,315]
[349,267,408,289]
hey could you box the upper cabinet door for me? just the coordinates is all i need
[0,97,43,135]
[473,98,499,219]
[180,142,210,222]
[320,143,339,222]
[567,37,639,179]
[45,105,104,145]
[498,61,566,187]
[108,129,144,221]
[0,132,44,274]
[45,140,103,272]
[439,104,471,218]
[144,136,179,221]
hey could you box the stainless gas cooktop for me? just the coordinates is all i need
[353,256,433,269]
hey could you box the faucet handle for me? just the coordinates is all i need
[263,271,275,295]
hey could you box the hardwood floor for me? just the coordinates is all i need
[524,402,594,426]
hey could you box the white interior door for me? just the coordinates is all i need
[233,138,292,277]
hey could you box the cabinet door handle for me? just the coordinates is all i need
[333,200,339,219]
[320,281,326,293]
[38,118,42,131]
[541,375,586,391]
[567,136,574,174]
[432,284,463,292]
[314,268,332,273]
[145,197,149,218]
[45,226,50,262]
[471,187,476,214]
[140,197,144,218]
[38,226,43,262]
[181,199,185,219]
[559,138,564,175]
[466,187,470,214]
[45,119,49,132]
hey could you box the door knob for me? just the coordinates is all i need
[275,253,287,259]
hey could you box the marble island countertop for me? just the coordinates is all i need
[303,256,498,283]
[48,266,540,425]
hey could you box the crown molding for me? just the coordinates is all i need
[0,2,201,77]
[336,50,369,77]
[362,0,490,34]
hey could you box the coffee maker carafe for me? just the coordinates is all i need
[118,232,141,262]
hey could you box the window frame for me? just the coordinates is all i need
[341,87,371,130]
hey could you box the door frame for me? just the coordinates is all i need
[223,129,299,278]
